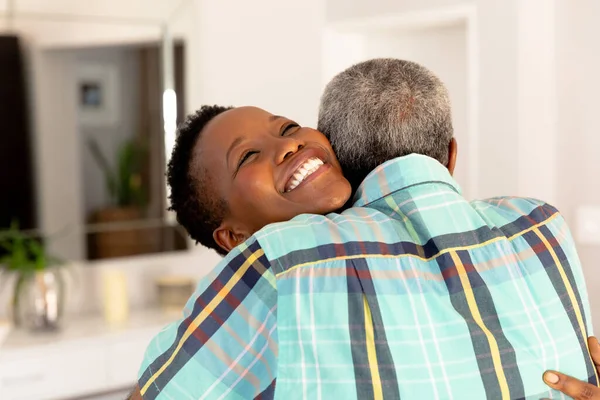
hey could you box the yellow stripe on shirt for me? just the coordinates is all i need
[363,295,383,400]
[532,228,599,385]
[278,212,561,278]
[450,251,510,400]
[140,249,265,395]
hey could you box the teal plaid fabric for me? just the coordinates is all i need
[138,154,597,399]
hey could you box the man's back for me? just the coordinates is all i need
[138,155,596,400]
[258,154,596,399]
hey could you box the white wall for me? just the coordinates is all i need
[323,1,522,199]
[363,25,469,196]
[323,23,470,195]
[516,0,557,206]
[322,30,366,87]
[323,0,562,202]
[29,49,84,260]
[556,0,600,330]
[473,0,520,198]
[186,0,325,127]
[326,0,468,22]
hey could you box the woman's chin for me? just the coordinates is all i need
[313,190,352,215]
[282,177,351,215]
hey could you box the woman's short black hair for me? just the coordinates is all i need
[167,105,233,256]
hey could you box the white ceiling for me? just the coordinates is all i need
[0,0,192,47]
[2,0,179,22]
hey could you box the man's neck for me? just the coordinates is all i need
[351,154,460,208]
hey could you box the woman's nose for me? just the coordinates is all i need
[276,139,304,164]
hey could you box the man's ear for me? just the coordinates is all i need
[447,137,458,176]
[213,222,250,254]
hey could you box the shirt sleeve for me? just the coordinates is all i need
[137,238,278,400]
[547,209,594,336]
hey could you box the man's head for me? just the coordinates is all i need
[318,58,457,190]
[168,106,351,255]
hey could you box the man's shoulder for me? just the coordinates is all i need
[472,196,565,234]
[253,209,391,264]
[474,196,557,214]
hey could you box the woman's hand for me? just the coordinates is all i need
[543,336,600,399]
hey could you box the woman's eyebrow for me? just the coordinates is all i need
[226,136,245,167]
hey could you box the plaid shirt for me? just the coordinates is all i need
[138,154,597,399]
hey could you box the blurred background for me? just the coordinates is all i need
[0,0,598,399]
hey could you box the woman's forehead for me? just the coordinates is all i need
[193,106,275,165]
[208,106,273,134]
[201,107,282,150]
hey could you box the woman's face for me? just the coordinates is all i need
[195,106,351,252]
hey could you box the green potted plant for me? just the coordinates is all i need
[0,221,65,331]
[87,138,149,259]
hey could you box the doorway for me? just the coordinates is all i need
[323,7,478,199]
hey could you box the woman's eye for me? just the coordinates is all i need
[281,123,300,136]
[238,151,258,168]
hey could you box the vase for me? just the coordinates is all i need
[12,268,66,331]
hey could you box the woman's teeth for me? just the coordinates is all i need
[286,157,324,192]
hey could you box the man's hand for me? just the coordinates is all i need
[543,336,600,399]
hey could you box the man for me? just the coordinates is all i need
[133,59,597,399]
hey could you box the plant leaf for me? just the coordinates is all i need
[88,138,118,206]
[0,220,61,274]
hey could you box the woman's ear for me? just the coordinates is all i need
[213,223,250,254]
[447,137,458,176]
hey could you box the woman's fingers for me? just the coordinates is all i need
[588,336,600,368]
[544,370,600,400]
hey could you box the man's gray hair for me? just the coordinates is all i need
[318,58,453,187]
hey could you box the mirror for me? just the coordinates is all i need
[0,20,190,262]
[76,41,188,260]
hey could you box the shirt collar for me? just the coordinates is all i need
[352,154,462,207]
